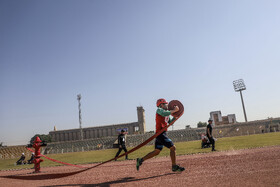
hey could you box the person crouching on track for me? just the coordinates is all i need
[115,129,128,160]
[16,153,26,165]
[136,98,185,172]
[207,119,216,151]
[27,152,35,164]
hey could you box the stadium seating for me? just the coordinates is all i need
[44,129,202,154]
[1,118,279,158]
[0,145,31,160]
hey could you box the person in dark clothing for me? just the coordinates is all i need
[206,119,216,151]
[27,153,35,164]
[16,153,26,165]
[115,129,128,160]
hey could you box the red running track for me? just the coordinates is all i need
[1,146,280,187]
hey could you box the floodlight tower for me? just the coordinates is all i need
[233,79,248,122]
[77,94,83,140]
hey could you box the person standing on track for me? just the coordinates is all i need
[115,129,128,160]
[206,119,216,151]
[136,98,185,172]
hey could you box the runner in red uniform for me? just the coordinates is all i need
[136,98,185,172]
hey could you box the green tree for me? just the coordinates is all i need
[197,121,207,128]
[30,134,52,144]
[0,142,3,147]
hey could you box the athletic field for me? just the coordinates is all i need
[0,132,279,186]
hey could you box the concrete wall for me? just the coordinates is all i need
[49,122,139,142]
[213,118,280,137]
[49,106,146,142]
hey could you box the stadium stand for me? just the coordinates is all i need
[0,145,31,160]
[42,118,280,155]
[44,129,202,154]
[1,118,279,158]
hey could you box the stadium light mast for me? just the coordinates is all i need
[233,79,248,122]
[77,94,83,140]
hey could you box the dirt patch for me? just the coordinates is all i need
[1,146,279,187]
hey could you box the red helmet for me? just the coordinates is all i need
[156,98,168,107]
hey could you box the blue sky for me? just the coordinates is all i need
[1,0,280,145]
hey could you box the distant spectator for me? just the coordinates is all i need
[97,144,102,149]
[114,129,128,160]
[27,153,35,164]
[16,153,26,165]
[206,119,216,151]
[201,133,211,149]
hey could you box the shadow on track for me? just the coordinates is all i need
[41,172,178,187]
[1,169,86,180]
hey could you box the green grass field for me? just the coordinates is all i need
[1,132,280,171]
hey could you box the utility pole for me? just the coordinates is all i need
[233,79,248,122]
[77,94,83,140]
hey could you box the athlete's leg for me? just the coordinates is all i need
[137,136,163,171]
[170,145,176,166]
[142,149,161,161]
[136,149,161,171]
[115,147,122,159]
[123,146,128,159]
